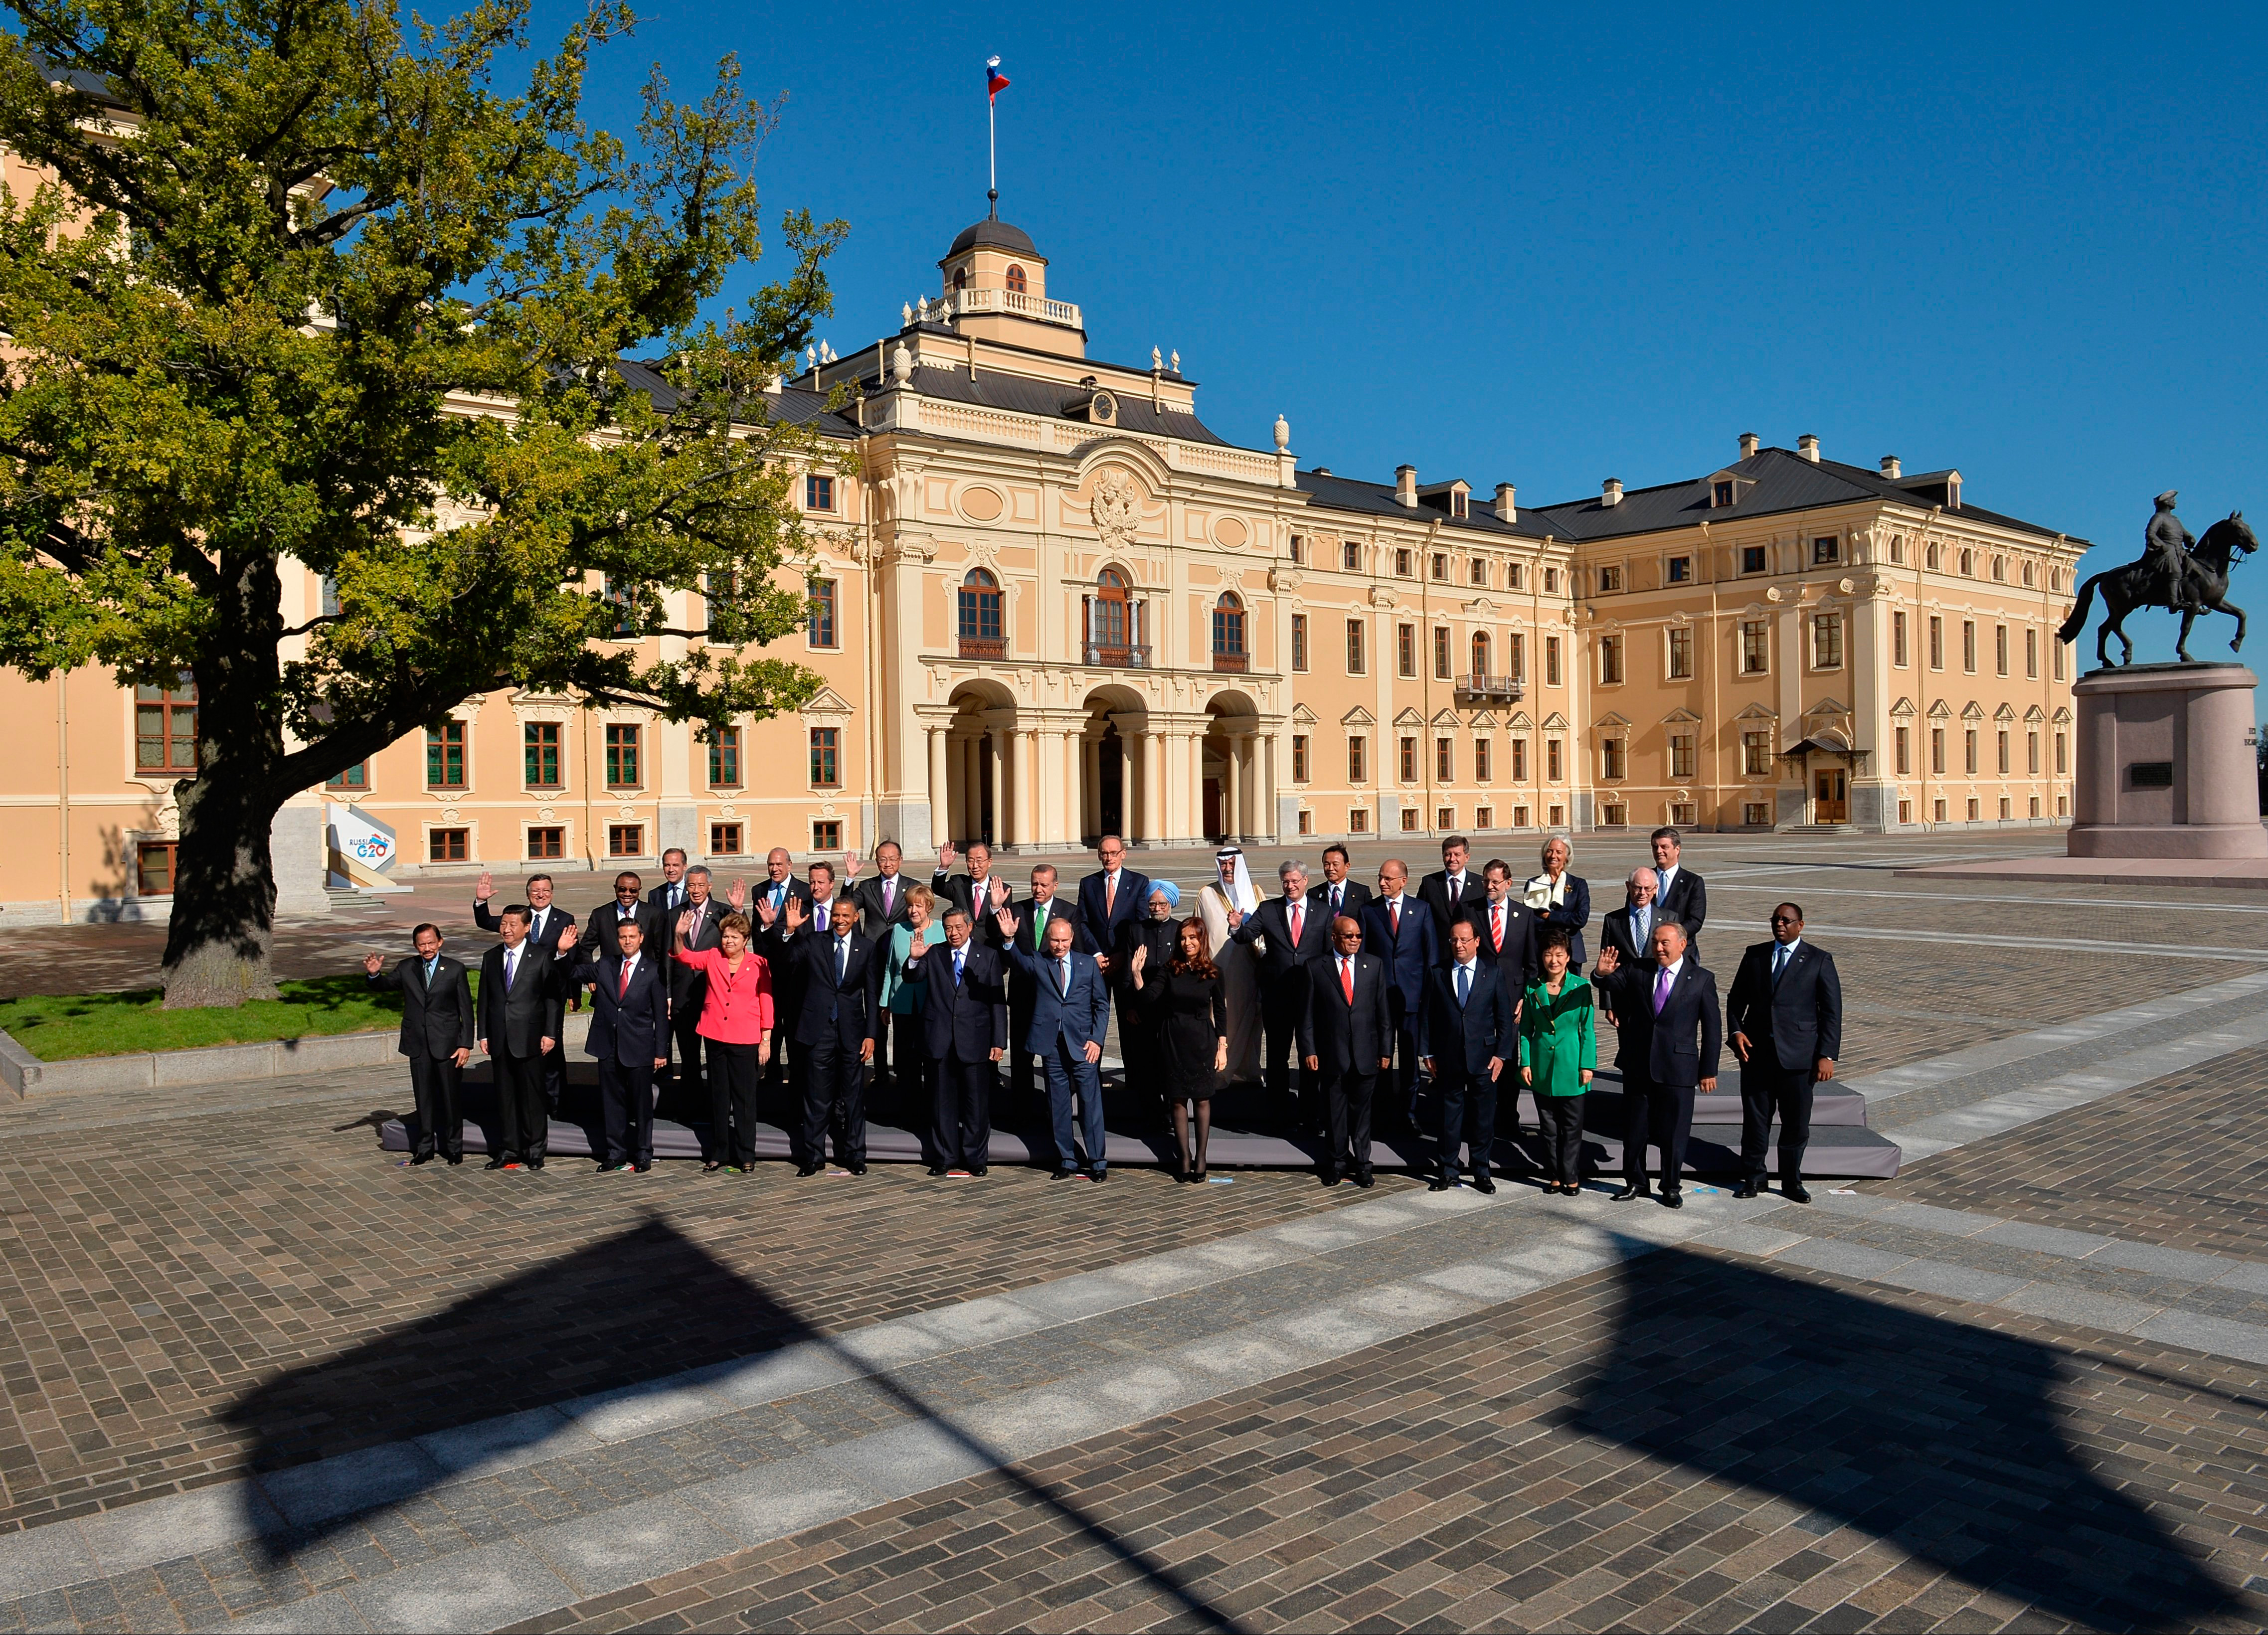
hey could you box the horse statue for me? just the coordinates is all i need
[2058,502,2255,668]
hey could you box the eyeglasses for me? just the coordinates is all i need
[1770,914,1800,925]
[616,885,641,897]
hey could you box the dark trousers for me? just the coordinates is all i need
[872,1007,898,1091]
[406,1052,464,1160]
[1116,1001,1163,1123]
[1620,1071,1694,1192]
[1042,1039,1107,1172]
[799,1032,867,1167]
[934,1053,994,1170]
[1008,995,1042,1120]
[1536,1091,1585,1185]
[494,1049,550,1165]
[1741,1055,1816,1184]
[1387,1012,1423,1132]
[661,1006,705,1105]
[598,1056,656,1166]
[543,1048,566,1112]
[708,1039,761,1166]
[1260,988,1319,1123]
[1436,1066,1499,1180]
[1323,1068,1376,1176]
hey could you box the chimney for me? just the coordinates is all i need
[1313,466,1331,477]
[1738,432,1759,459]
[1396,465,1417,507]
[1880,455,1902,480]
[1601,478,1623,508]
[1494,482,1516,522]
[1798,433,1820,463]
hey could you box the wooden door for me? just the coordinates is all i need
[1814,770,1848,822]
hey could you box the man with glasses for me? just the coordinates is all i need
[1726,903,1842,1203]
[586,871,666,963]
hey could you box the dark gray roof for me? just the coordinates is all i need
[611,358,859,436]
[946,217,1041,260]
[30,55,130,110]
[897,360,1234,446]
[1525,447,2085,546]
[1295,470,1555,542]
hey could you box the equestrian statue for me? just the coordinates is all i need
[2058,491,2256,667]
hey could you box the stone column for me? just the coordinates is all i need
[1038,727,1073,846]
[925,726,950,862]
[1260,733,1278,843]
[1140,728,1162,844]
[987,727,1007,846]
[1082,733,1101,840]
[1225,733,1243,843]
[1012,729,1036,849]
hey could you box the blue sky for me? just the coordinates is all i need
[552,0,2264,677]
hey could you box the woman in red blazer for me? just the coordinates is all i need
[674,909,775,1172]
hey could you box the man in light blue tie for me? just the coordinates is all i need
[996,908,1112,1180]
[1418,918,1514,1192]
[364,924,474,1165]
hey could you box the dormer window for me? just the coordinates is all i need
[1453,490,1469,519]
[1005,264,1027,294]
[1713,481,1735,508]
[1946,475,1961,509]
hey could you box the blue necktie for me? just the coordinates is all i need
[1456,964,1471,1008]
[1772,945,1790,986]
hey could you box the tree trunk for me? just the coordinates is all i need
[160,553,289,1008]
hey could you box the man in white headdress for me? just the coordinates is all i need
[1198,847,1264,1085]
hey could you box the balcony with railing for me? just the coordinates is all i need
[943,286,1084,331]
[957,637,1007,660]
[1083,643,1152,668]
[1212,651,1249,674]
[1456,673,1524,702]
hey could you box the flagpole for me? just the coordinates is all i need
[987,95,997,217]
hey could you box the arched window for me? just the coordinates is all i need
[1925,542,1941,571]
[1992,555,2007,582]
[1005,264,1027,295]
[1212,592,1247,671]
[1470,631,1491,679]
[958,568,1003,655]
[1087,567,1134,664]
[1960,548,1974,577]
[952,267,966,292]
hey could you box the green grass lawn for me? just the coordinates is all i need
[0,974,435,1061]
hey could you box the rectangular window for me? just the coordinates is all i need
[134,677,199,773]
[809,726,840,787]
[704,570,736,634]
[604,723,641,788]
[1898,799,1913,824]
[1744,802,1771,827]
[1545,637,1563,687]
[1471,558,1488,587]
[1741,621,1769,674]
[1400,808,1420,832]
[1290,614,1308,672]
[1544,567,1559,595]
[1349,736,1368,783]
[136,839,175,896]
[1546,738,1564,781]
[524,722,562,788]
[1998,795,2012,820]
[1397,623,1416,678]
[1962,620,1977,673]
[806,473,834,511]
[1893,610,1909,667]
[1297,810,1314,835]
[1995,624,2009,676]
[603,576,637,637]
[1599,802,1627,827]
[708,726,741,787]
[1435,736,1454,782]
[1671,802,1696,826]
[1598,635,1623,684]
[1509,633,1527,683]
[1289,535,1305,567]
[1474,737,1491,782]
[1929,616,1944,669]
[1714,481,1735,508]
[1931,728,1946,774]
[1292,735,1310,782]
[1896,725,1911,775]
[1346,620,1366,674]
[710,821,743,856]
[1508,563,1525,590]
[1348,807,1370,833]
[1430,553,1448,582]
[1743,731,1773,776]
[1433,626,1451,680]
[1669,734,1695,778]
[1968,797,1981,821]
[1549,803,1565,827]
[808,578,839,648]
[2054,640,2067,682]
[1598,565,1623,593]
[1474,805,1493,829]
[1964,729,1979,775]
[1347,541,1364,572]
[1393,547,1410,576]
[1435,805,1455,829]
[1667,555,1692,584]
[428,827,469,863]
[1812,535,1839,565]
[1812,614,1843,669]
[1934,798,1948,823]
[1511,737,1528,782]
[1600,739,1625,781]
[812,819,842,851]
[2026,627,2039,678]
[2027,730,2040,775]
[1742,545,1766,574]
[326,762,368,790]
[1997,730,2011,774]
[526,825,564,860]
[1399,736,1418,783]
[2056,730,2068,774]
[1667,628,1693,679]
[426,721,467,789]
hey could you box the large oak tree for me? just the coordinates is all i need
[0,0,840,1003]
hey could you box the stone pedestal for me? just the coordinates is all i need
[2068,662,2268,860]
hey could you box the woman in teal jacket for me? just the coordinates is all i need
[1519,930,1596,1194]
[880,885,946,1137]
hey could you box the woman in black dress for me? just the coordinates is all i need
[1115,882,1184,1131]
[1131,916,1228,1181]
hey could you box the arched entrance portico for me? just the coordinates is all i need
[1201,691,1264,844]
[938,681,1020,848]
[1078,685,1148,844]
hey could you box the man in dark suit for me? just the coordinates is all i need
[748,848,815,1094]
[1231,858,1332,1120]
[1417,835,1486,966]
[850,841,917,1096]
[1417,918,1516,1192]
[1650,827,1708,955]
[1472,860,1541,987]
[996,908,1114,1179]
[648,847,693,922]
[918,906,1010,1175]
[991,865,1092,1121]
[1307,843,1374,923]
[781,894,882,1175]
[657,865,722,1110]
[1594,919,1722,1208]
[587,872,666,968]
[472,870,570,1110]
[1299,915,1395,1186]
[1075,834,1150,978]
[475,906,568,1171]
[558,915,672,1172]
[929,839,1002,921]
[1727,901,1843,1203]
[1597,867,1661,1029]
[363,924,474,1165]
[1361,859,1437,1134]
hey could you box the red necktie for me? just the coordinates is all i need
[1289,904,1303,945]
[1390,900,1400,935]
[618,961,631,998]
[1105,873,1116,918]
[1340,958,1354,1005]
[1491,903,1504,952]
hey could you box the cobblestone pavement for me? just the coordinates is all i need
[0,835,2262,1630]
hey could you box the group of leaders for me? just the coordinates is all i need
[362,825,1841,1205]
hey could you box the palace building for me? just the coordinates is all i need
[0,205,2090,922]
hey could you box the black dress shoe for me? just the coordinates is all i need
[1355,1169,1376,1189]
[483,1157,510,1170]
[1319,1169,1342,1188]
[1733,1181,1758,1199]
[410,1152,434,1165]
[847,1163,868,1176]
[1611,1184,1648,1202]
[1471,1175,1497,1195]
[1662,1191,1684,1209]
[1090,1168,1109,1182]
[970,1165,989,1177]
[445,1155,464,1166]
[1052,1167,1080,1181]
[1427,1175,1452,1191]
[525,1160,544,1171]
[796,1161,823,1177]
[927,1165,947,1177]
[1783,1182,1812,1204]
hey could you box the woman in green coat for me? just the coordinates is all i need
[1519,931,1596,1194]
